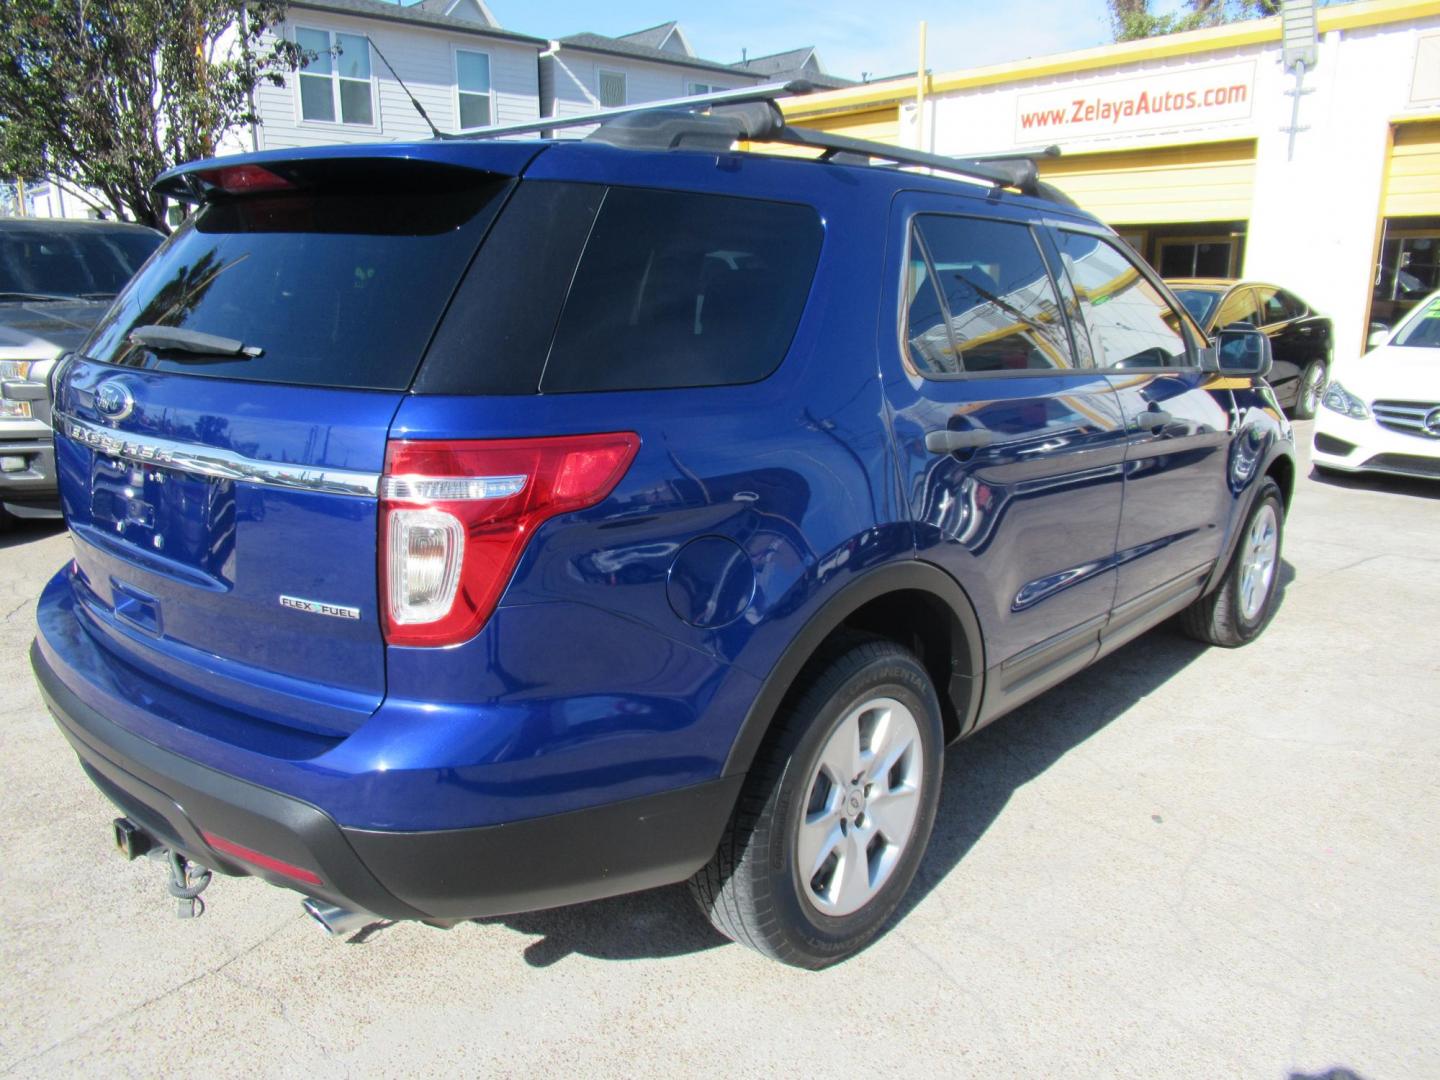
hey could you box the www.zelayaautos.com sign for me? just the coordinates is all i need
[1015,60,1256,142]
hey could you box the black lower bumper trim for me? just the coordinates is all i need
[344,776,743,920]
[31,638,742,921]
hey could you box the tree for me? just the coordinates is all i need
[1109,0,1282,42]
[0,0,306,230]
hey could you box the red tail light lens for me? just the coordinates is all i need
[192,164,294,195]
[380,432,640,647]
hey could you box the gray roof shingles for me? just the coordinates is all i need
[556,32,765,79]
[288,0,546,46]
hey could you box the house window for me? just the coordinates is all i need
[296,28,373,125]
[688,82,725,96]
[598,70,626,108]
[455,49,492,129]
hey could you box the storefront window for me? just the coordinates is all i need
[1156,238,1234,278]
[1372,226,1440,330]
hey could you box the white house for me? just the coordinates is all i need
[247,0,546,150]
[8,8,846,220]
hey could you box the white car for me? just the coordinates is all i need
[1312,292,1440,480]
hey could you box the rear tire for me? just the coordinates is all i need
[1292,360,1326,420]
[0,504,11,533]
[690,639,943,969]
[1180,478,1285,647]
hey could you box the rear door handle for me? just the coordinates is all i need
[925,429,995,454]
[1135,410,1175,432]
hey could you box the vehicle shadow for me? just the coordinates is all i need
[0,516,65,550]
[471,623,1224,967]
[892,627,1209,926]
[1309,465,1440,500]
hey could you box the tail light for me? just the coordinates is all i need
[380,432,640,647]
[191,164,295,195]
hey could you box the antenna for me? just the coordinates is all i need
[365,35,456,140]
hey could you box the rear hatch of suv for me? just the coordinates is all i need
[53,148,535,742]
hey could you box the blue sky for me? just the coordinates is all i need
[485,1,1121,82]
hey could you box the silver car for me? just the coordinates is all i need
[1,218,163,527]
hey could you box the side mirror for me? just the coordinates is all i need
[1367,323,1390,350]
[1216,324,1272,378]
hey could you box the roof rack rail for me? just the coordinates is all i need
[460,82,1059,200]
[773,126,1041,195]
[457,80,818,140]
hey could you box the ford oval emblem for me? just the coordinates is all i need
[94,378,135,423]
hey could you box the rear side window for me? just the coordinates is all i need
[1052,229,1193,369]
[84,163,511,391]
[904,215,1076,374]
[1255,286,1306,324]
[539,188,822,393]
[0,227,161,299]
[1213,287,1262,329]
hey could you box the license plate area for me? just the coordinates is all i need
[89,456,238,583]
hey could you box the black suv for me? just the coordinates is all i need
[31,91,1295,968]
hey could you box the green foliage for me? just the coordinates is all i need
[1110,0,1283,43]
[0,0,305,229]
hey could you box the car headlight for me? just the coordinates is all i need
[1321,379,1369,420]
[0,359,40,420]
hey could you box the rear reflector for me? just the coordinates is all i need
[202,831,323,887]
[380,433,640,647]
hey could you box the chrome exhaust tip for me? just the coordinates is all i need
[301,898,374,938]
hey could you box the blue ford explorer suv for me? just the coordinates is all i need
[30,91,1294,968]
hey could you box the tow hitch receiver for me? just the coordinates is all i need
[112,817,151,860]
[111,819,213,917]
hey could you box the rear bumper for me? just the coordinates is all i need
[31,638,742,920]
[0,431,59,515]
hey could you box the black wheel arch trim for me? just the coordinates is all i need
[722,559,986,778]
[1206,441,1294,595]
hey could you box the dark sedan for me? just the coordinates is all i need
[1168,278,1333,418]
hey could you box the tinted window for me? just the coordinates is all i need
[1213,287,1262,329]
[1254,286,1286,325]
[84,164,510,390]
[0,226,162,299]
[1172,287,1222,327]
[1053,230,1191,369]
[1264,287,1307,322]
[540,188,822,393]
[416,181,606,396]
[905,215,1075,374]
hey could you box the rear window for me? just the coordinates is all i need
[84,164,511,391]
[0,227,162,299]
[540,188,821,393]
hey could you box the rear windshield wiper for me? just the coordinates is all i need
[128,324,263,359]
